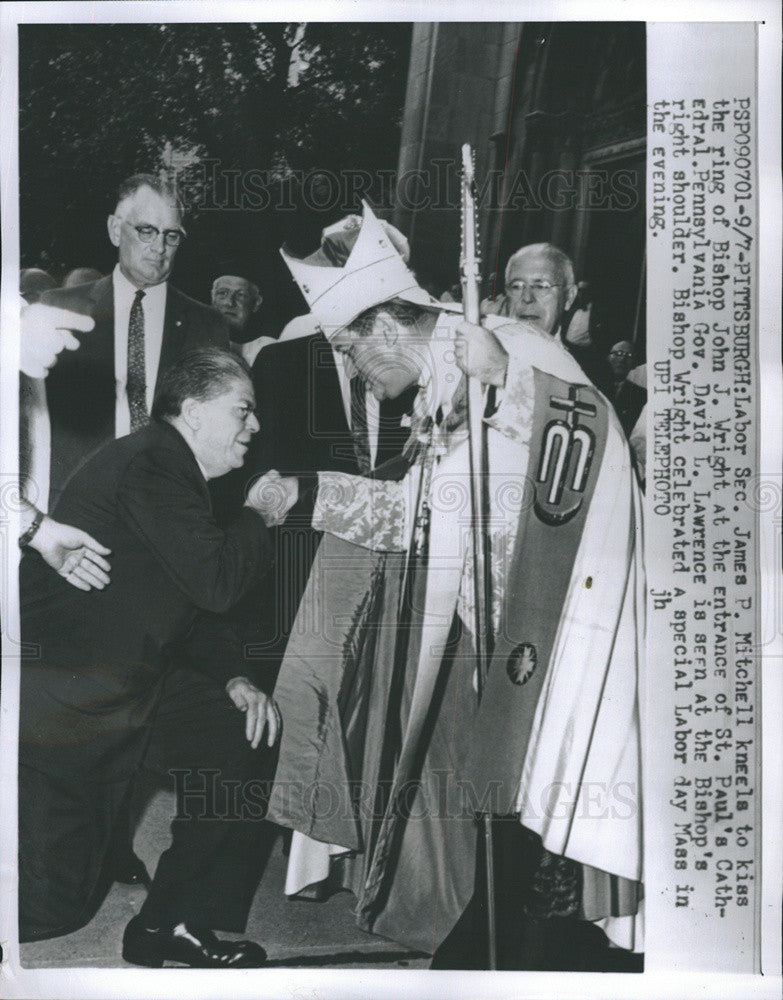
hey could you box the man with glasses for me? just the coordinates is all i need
[503,243,606,389]
[605,340,647,437]
[36,173,230,510]
[26,173,229,889]
[503,243,577,337]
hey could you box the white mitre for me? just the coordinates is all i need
[280,200,457,339]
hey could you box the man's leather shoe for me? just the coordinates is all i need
[122,917,267,968]
[288,879,330,902]
[109,850,152,888]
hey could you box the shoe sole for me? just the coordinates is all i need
[122,940,166,967]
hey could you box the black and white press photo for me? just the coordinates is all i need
[0,3,780,999]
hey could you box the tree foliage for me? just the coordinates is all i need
[19,21,412,326]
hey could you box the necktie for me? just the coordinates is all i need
[128,289,147,432]
[349,375,372,475]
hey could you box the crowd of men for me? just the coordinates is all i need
[16,172,645,971]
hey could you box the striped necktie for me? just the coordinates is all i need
[128,289,147,431]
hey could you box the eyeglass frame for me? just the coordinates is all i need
[117,218,187,248]
[505,278,564,298]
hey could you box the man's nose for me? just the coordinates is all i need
[520,282,535,302]
[247,412,260,434]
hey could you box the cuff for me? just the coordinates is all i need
[484,351,536,446]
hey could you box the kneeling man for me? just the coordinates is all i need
[19,347,278,967]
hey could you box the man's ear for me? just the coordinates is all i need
[107,215,121,249]
[564,283,578,312]
[179,397,202,431]
[373,310,399,346]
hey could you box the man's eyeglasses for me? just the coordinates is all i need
[121,220,186,247]
[506,279,562,297]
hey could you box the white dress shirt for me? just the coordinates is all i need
[113,265,168,437]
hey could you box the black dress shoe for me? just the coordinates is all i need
[109,850,152,888]
[122,917,267,968]
[288,879,330,902]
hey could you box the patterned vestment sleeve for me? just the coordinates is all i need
[312,471,408,551]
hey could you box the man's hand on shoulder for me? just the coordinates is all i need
[29,514,111,591]
[454,320,508,387]
[20,301,94,378]
[225,677,281,748]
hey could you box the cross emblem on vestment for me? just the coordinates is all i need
[549,386,597,427]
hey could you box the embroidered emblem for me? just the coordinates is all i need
[534,386,597,526]
[506,642,537,685]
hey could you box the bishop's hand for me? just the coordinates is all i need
[454,320,508,388]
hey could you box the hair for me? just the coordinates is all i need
[63,267,103,288]
[20,267,58,303]
[504,243,575,287]
[151,347,251,421]
[346,297,428,338]
[115,172,184,217]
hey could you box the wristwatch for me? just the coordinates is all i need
[19,507,44,549]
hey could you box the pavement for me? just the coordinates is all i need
[17,779,643,974]
[19,775,431,970]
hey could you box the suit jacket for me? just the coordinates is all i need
[611,379,647,437]
[39,276,229,506]
[20,420,272,780]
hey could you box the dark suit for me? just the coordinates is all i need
[39,275,229,507]
[610,379,647,437]
[210,332,414,673]
[251,333,413,475]
[19,420,273,942]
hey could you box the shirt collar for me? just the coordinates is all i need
[112,263,168,308]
